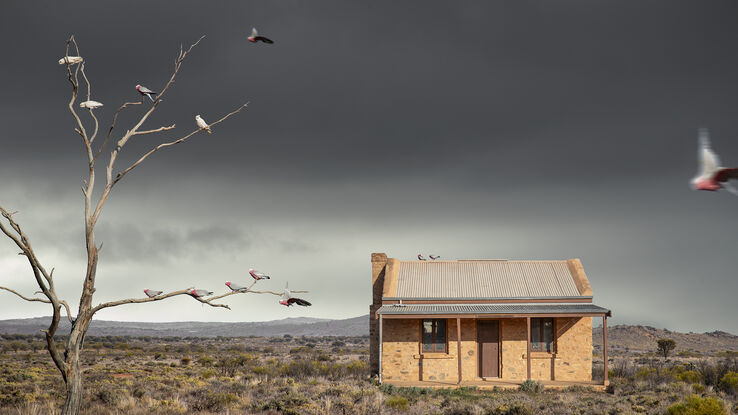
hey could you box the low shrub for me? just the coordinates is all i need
[718,371,738,395]
[385,396,409,411]
[519,379,544,393]
[666,395,726,415]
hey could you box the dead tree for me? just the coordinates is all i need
[0,35,301,415]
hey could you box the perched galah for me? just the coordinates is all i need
[225,281,248,291]
[279,282,311,307]
[58,56,83,65]
[429,255,440,260]
[135,84,157,102]
[80,100,103,109]
[143,289,163,298]
[188,289,213,298]
[249,269,270,280]
[248,28,274,44]
[692,128,738,195]
[417,254,427,261]
[195,115,211,134]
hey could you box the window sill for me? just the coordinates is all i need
[413,353,453,359]
[522,352,557,359]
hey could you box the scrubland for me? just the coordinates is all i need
[0,334,736,414]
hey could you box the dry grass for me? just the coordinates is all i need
[0,334,736,414]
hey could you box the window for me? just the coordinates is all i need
[422,319,447,353]
[531,318,554,352]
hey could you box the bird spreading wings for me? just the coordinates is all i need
[249,269,271,280]
[279,282,311,307]
[80,100,103,109]
[195,115,211,134]
[429,255,440,260]
[248,28,274,44]
[135,84,157,102]
[143,289,162,298]
[691,128,738,195]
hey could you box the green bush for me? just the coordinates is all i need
[488,403,533,415]
[385,396,409,411]
[718,371,738,395]
[519,379,544,393]
[666,395,726,415]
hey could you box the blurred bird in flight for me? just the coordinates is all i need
[691,128,738,195]
[248,28,274,44]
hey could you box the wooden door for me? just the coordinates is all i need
[478,320,499,378]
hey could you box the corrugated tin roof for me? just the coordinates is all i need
[377,303,611,316]
[394,260,582,299]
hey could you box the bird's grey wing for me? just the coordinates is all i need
[251,28,258,37]
[699,129,721,175]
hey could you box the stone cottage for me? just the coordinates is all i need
[369,253,611,387]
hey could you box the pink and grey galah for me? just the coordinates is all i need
[279,282,311,307]
[429,255,440,260]
[249,269,270,280]
[248,28,274,44]
[692,128,738,195]
[135,84,157,102]
[225,281,248,291]
[188,289,213,298]
[143,289,163,298]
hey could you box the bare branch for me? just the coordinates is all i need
[94,100,142,163]
[91,287,231,314]
[133,124,176,136]
[207,281,259,301]
[0,286,50,303]
[113,103,249,185]
[247,290,309,296]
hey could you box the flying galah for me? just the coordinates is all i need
[279,282,311,307]
[188,289,213,298]
[58,56,83,65]
[248,28,274,44]
[249,269,270,280]
[195,115,211,134]
[691,128,738,195]
[143,289,162,298]
[429,255,440,260]
[225,281,248,291]
[135,85,157,102]
[80,100,103,109]
[418,254,427,261]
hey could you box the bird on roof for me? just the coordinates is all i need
[248,28,274,44]
[188,289,213,298]
[143,289,162,298]
[691,128,738,195]
[80,100,103,109]
[429,255,440,260]
[58,56,83,65]
[249,269,270,280]
[418,254,427,261]
[195,115,211,134]
[225,281,248,291]
[279,282,311,307]
[135,84,157,102]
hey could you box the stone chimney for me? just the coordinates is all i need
[369,252,387,374]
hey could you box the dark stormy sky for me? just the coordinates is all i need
[1,1,737,332]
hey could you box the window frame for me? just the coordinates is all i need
[530,317,555,353]
[420,319,448,354]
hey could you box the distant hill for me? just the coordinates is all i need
[594,324,738,355]
[0,315,369,338]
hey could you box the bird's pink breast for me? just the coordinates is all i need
[695,179,721,191]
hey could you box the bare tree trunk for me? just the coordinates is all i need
[61,347,82,415]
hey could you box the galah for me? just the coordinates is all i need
[188,289,213,298]
[279,282,311,307]
[58,56,83,65]
[249,269,270,280]
[135,84,157,102]
[248,28,274,44]
[80,100,103,109]
[195,115,211,134]
[691,128,738,195]
[225,281,248,291]
[429,255,440,260]
[417,254,427,261]
[143,289,162,298]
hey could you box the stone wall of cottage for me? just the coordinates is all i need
[381,317,592,383]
